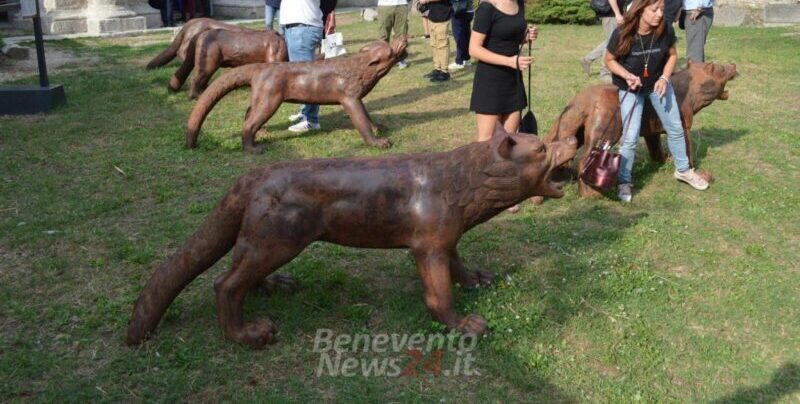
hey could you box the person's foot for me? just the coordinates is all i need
[506,204,521,213]
[674,168,710,190]
[288,120,321,133]
[423,69,439,78]
[448,61,466,70]
[618,183,633,203]
[430,71,450,82]
[397,60,408,69]
[423,34,430,39]
[289,112,307,123]
[580,58,592,76]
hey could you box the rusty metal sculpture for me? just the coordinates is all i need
[146,18,246,70]
[126,125,578,349]
[185,40,408,153]
[168,29,289,100]
[543,61,737,197]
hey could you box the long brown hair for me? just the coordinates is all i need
[615,0,666,56]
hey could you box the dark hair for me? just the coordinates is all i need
[615,0,666,55]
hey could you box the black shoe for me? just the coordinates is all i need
[423,69,438,79]
[430,71,450,82]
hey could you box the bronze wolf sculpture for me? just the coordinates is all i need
[126,125,578,349]
[186,40,408,153]
[543,61,737,197]
[168,29,289,100]
[146,18,246,69]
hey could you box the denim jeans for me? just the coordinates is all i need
[618,82,690,184]
[451,11,473,65]
[284,24,324,124]
[160,0,173,27]
[265,5,284,35]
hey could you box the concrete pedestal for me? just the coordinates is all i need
[0,85,66,115]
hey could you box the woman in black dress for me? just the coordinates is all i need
[469,0,537,142]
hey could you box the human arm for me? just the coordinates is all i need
[654,44,677,97]
[604,49,642,90]
[610,0,624,25]
[469,30,533,70]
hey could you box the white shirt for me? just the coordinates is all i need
[377,0,408,5]
[280,0,324,27]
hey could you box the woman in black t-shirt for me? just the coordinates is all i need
[469,0,537,142]
[605,0,709,203]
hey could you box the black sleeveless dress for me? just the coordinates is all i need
[469,0,527,114]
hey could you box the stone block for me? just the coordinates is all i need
[48,17,87,34]
[51,0,87,10]
[714,5,751,26]
[213,4,262,19]
[92,16,146,33]
[764,4,800,24]
[2,45,31,60]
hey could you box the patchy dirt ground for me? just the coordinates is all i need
[0,46,100,83]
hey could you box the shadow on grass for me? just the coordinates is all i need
[712,363,800,403]
[689,126,749,166]
[365,76,470,113]
[195,107,472,152]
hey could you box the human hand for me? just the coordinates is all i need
[624,72,642,90]
[688,9,702,21]
[654,76,668,97]
[615,15,624,25]
[525,25,538,43]
[512,55,534,70]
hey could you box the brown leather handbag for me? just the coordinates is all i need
[580,90,636,191]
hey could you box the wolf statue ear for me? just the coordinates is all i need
[496,134,517,160]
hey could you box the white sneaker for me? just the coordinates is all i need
[618,183,633,203]
[288,120,321,133]
[397,60,408,69]
[448,62,466,70]
[288,112,307,123]
[674,169,709,190]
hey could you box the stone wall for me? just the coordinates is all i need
[11,0,160,35]
[713,0,800,26]
[8,0,797,35]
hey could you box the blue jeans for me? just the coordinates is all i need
[160,0,173,26]
[265,5,284,35]
[618,83,690,184]
[451,11,473,65]
[284,24,324,124]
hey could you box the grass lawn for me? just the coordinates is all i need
[1,14,799,402]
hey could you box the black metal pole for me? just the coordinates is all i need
[32,0,49,88]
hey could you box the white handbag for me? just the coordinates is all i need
[322,32,347,59]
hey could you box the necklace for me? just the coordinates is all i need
[638,33,656,78]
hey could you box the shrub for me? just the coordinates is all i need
[525,0,597,25]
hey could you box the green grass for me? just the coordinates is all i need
[1,16,799,402]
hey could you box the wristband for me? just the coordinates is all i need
[658,76,670,83]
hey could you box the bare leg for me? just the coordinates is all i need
[412,247,487,335]
[449,249,495,289]
[341,97,392,148]
[475,113,500,142]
